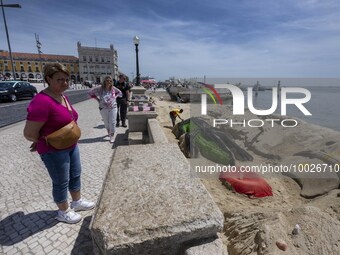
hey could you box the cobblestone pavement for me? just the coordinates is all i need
[0,99,129,255]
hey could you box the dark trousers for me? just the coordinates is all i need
[116,98,127,123]
[169,113,177,127]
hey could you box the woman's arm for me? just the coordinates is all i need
[23,120,45,142]
[114,87,123,99]
[89,87,100,102]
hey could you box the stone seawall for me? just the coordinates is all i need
[90,119,226,254]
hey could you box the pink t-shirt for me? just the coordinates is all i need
[26,92,79,154]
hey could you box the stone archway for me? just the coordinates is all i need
[21,73,27,81]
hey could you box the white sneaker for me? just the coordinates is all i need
[109,134,115,143]
[56,208,82,224]
[110,136,115,143]
[70,198,95,212]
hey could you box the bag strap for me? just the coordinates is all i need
[62,95,74,120]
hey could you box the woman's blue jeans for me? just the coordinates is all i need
[40,145,81,204]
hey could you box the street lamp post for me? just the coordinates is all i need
[0,0,21,81]
[133,36,140,86]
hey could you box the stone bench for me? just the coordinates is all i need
[90,143,224,255]
[127,111,158,132]
[147,119,168,144]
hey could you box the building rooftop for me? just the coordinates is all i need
[0,51,78,62]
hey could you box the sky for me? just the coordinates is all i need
[1,0,340,81]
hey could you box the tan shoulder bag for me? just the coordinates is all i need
[45,96,81,149]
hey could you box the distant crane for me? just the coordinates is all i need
[35,33,45,87]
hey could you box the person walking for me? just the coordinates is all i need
[23,63,95,224]
[115,74,130,128]
[169,108,184,127]
[89,75,122,143]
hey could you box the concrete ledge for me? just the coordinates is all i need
[127,111,158,132]
[90,143,224,255]
[148,119,168,144]
[130,86,147,95]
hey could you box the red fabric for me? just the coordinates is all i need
[219,169,273,198]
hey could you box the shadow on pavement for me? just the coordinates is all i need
[113,130,129,147]
[71,216,93,255]
[0,210,57,246]
[78,135,108,144]
[93,124,105,129]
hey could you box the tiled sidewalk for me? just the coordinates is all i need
[0,99,128,255]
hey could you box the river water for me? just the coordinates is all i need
[196,78,340,132]
[246,86,340,132]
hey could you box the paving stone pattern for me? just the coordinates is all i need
[0,99,127,255]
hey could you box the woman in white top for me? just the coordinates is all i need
[89,76,122,143]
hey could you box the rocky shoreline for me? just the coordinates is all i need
[147,90,340,255]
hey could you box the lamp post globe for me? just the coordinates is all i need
[133,36,139,46]
[133,36,140,86]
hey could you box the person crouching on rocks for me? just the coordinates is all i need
[169,108,184,127]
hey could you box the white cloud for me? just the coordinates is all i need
[1,0,339,80]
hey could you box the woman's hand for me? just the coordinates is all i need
[30,142,37,152]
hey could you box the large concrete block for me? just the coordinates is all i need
[147,119,168,144]
[127,111,158,132]
[130,86,147,95]
[90,143,224,255]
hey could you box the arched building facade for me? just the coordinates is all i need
[0,51,79,82]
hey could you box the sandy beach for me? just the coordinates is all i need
[147,89,340,255]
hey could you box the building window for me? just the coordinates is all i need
[89,56,93,62]
[83,56,86,61]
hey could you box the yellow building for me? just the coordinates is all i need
[0,51,79,82]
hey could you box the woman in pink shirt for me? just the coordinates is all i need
[23,63,94,224]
